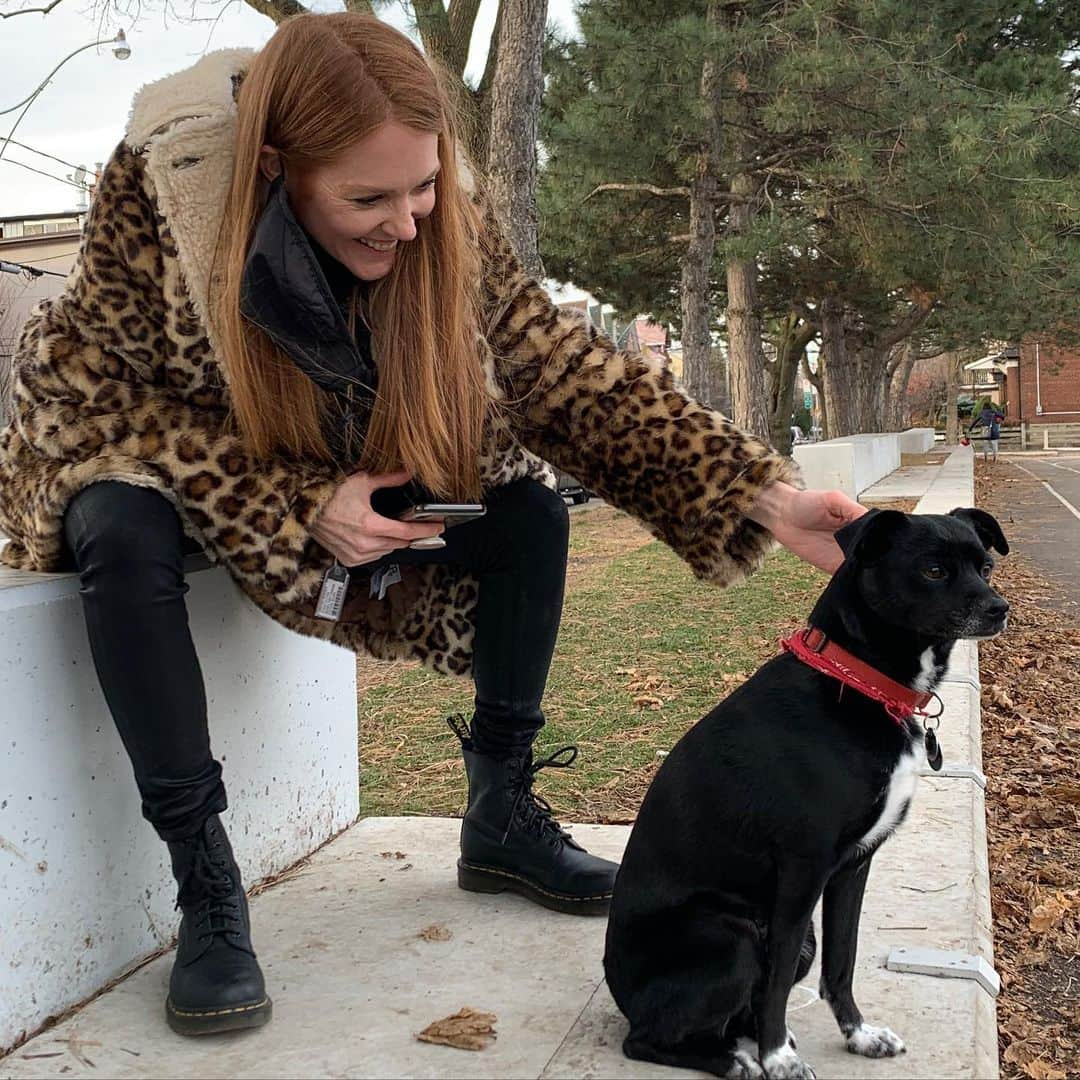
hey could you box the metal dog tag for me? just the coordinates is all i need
[315,563,350,621]
[924,727,943,772]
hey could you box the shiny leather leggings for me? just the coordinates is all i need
[62,477,569,840]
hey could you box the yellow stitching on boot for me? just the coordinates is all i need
[167,998,270,1018]
[459,861,612,902]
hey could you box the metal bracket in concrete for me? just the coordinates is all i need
[939,674,982,693]
[886,947,1000,998]
[919,763,987,788]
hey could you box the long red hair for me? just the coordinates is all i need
[213,12,487,499]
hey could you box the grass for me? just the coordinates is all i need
[357,504,827,823]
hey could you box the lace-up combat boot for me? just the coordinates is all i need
[449,716,619,915]
[165,814,272,1034]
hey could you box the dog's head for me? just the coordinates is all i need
[834,507,1010,641]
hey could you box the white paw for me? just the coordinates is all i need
[728,1038,764,1078]
[761,1042,816,1079]
[727,1046,765,1079]
[845,1023,906,1058]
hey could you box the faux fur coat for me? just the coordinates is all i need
[0,49,800,676]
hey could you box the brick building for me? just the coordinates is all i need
[1004,338,1080,424]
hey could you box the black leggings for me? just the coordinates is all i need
[62,477,569,841]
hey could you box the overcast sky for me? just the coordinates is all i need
[0,0,579,216]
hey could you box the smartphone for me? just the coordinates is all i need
[399,503,486,527]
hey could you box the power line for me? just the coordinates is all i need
[0,137,85,175]
[0,156,84,190]
[1,258,66,279]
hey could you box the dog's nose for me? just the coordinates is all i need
[987,597,1010,621]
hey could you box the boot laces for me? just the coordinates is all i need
[177,835,242,943]
[504,745,578,846]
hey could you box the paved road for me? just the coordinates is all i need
[993,453,1080,612]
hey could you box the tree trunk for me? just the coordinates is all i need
[767,316,813,455]
[945,351,961,445]
[802,350,827,439]
[820,298,862,437]
[680,169,717,406]
[886,340,917,430]
[725,155,770,440]
[485,0,547,276]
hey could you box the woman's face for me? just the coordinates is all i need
[261,121,440,282]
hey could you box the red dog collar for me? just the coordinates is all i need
[781,627,941,724]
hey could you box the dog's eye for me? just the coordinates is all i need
[922,565,946,580]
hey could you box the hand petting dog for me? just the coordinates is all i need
[748,482,868,574]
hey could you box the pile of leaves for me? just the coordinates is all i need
[978,467,1080,1080]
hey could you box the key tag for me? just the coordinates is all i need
[315,562,350,622]
[924,722,943,772]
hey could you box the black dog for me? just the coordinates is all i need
[604,508,1009,1079]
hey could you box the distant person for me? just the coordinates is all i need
[0,13,865,1037]
[969,404,1006,463]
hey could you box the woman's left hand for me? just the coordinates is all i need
[747,481,867,574]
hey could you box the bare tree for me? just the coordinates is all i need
[484,0,546,276]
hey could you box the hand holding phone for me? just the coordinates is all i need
[400,503,486,549]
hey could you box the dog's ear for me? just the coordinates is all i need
[949,507,1009,555]
[835,508,908,563]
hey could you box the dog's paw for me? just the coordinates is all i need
[726,1045,765,1079]
[844,1023,906,1058]
[761,1043,816,1079]
[729,1038,764,1079]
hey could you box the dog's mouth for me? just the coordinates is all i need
[959,612,1009,641]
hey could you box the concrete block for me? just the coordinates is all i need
[793,433,901,498]
[0,559,359,1052]
[900,428,936,454]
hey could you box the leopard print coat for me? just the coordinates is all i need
[0,49,800,676]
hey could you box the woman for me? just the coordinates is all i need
[0,14,862,1036]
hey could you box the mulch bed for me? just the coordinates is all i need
[977,466,1080,1080]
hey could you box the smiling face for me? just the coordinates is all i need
[260,121,440,282]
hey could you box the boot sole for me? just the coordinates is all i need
[457,860,611,916]
[166,995,273,1036]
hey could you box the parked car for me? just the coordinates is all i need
[555,469,592,505]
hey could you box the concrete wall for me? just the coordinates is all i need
[792,433,901,498]
[899,427,935,454]
[0,555,359,1052]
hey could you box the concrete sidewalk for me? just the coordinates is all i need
[1,448,998,1079]
[1,813,993,1080]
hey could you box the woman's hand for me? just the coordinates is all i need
[747,481,867,574]
[308,469,444,567]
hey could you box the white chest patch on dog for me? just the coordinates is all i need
[857,745,923,855]
[912,647,943,692]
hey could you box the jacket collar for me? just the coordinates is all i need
[239,176,377,401]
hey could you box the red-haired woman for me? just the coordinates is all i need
[0,13,862,1035]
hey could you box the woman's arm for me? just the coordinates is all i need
[480,213,807,588]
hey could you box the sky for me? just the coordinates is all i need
[0,0,580,216]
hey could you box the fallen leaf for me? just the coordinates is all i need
[419,923,453,943]
[417,1007,497,1051]
[380,851,407,860]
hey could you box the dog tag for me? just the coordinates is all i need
[924,727,943,772]
[315,563,350,621]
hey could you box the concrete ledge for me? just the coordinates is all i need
[900,427,936,454]
[794,433,901,498]
[0,558,359,1052]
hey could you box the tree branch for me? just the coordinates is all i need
[877,293,935,351]
[343,0,374,13]
[446,0,483,76]
[243,0,308,22]
[412,0,452,65]
[584,182,691,201]
[477,0,505,100]
[0,0,64,17]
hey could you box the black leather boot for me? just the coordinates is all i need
[450,716,619,915]
[164,814,272,1035]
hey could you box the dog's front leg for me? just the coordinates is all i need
[820,857,905,1058]
[757,873,818,1079]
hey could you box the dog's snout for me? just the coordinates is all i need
[986,597,1010,621]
